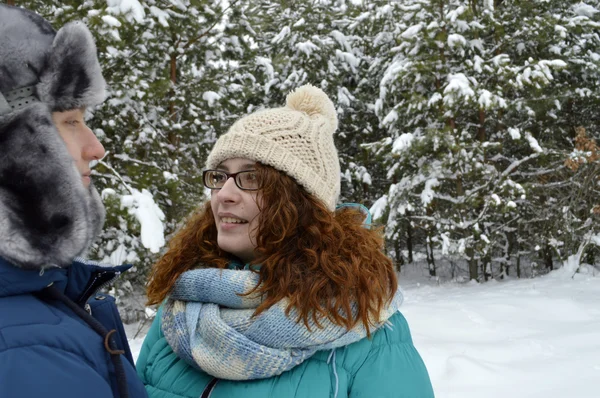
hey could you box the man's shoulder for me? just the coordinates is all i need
[0,292,102,356]
[0,293,66,356]
[0,293,56,331]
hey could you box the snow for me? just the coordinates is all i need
[382,109,398,125]
[477,90,492,109]
[331,30,351,51]
[120,189,165,253]
[445,6,466,22]
[125,321,148,363]
[421,178,439,207]
[401,23,423,39]
[109,243,138,265]
[370,195,388,221]
[335,50,360,71]
[555,25,567,38]
[149,6,169,27]
[337,87,353,107]
[573,2,599,17]
[127,266,600,398]
[295,40,319,56]
[272,26,290,44]
[163,171,178,182]
[102,15,122,27]
[256,57,275,81]
[202,91,221,107]
[444,73,475,104]
[428,92,443,106]
[106,0,145,23]
[525,132,544,153]
[447,34,466,48]
[508,127,521,140]
[401,265,600,398]
[362,172,372,185]
[392,133,415,153]
[490,193,501,205]
[293,18,305,27]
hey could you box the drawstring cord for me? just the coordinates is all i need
[327,349,339,398]
[37,284,130,398]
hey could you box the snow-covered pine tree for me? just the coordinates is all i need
[491,0,600,274]
[372,0,600,280]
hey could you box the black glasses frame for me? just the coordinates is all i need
[202,169,259,191]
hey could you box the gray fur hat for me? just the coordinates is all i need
[0,5,106,269]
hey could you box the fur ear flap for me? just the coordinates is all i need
[36,21,105,112]
[0,104,105,269]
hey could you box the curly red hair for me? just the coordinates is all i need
[146,163,397,334]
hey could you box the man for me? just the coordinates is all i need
[0,5,147,397]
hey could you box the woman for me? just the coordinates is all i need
[137,85,434,397]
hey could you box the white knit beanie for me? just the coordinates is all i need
[206,84,341,211]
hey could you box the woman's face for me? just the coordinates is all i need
[210,158,261,263]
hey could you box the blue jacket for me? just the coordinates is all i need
[0,256,148,398]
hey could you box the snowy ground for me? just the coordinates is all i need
[402,265,600,398]
[127,265,600,397]
[125,321,150,363]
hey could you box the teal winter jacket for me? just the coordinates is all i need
[137,306,434,398]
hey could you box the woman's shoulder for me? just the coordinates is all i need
[352,310,414,353]
[311,311,415,374]
[370,310,414,347]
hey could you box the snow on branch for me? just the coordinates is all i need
[501,153,542,178]
[99,158,165,254]
[106,0,146,23]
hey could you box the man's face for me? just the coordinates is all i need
[52,108,105,187]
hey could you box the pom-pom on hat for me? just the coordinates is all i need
[206,84,341,210]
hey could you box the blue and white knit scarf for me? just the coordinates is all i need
[161,267,403,381]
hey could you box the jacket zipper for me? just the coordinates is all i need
[76,270,120,307]
[200,378,219,398]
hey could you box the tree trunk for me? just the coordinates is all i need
[168,51,179,147]
[426,234,436,277]
[394,235,404,273]
[471,0,478,16]
[7,0,15,5]
[448,117,456,130]
[478,109,486,142]
[544,243,553,271]
[406,210,414,263]
[516,225,522,278]
[481,254,492,281]
[466,246,478,280]
[456,174,464,196]
[501,231,515,279]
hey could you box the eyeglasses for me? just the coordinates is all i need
[202,169,259,191]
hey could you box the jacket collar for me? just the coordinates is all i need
[0,256,130,304]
